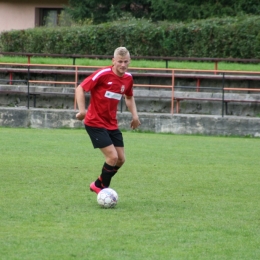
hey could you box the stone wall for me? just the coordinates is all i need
[1,107,260,137]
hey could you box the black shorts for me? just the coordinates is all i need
[85,125,124,149]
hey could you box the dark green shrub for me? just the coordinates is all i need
[0,16,259,58]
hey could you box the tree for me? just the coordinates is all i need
[64,0,260,24]
[150,0,260,22]
[65,0,151,24]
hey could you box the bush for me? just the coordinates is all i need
[0,16,260,58]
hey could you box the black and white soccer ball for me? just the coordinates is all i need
[97,188,118,208]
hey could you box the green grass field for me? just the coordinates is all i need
[0,56,259,71]
[1,128,259,260]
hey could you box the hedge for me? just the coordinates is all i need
[0,16,260,58]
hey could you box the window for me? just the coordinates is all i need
[35,8,63,27]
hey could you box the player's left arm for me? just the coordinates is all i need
[124,95,141,129]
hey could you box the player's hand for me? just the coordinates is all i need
[131,117,141,129]
[76,111,86,121]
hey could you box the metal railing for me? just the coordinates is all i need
[1,51,260,69]
[0,62,260,116]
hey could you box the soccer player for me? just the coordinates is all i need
[75,47,141,194]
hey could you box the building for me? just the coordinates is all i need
[0,0,68,32]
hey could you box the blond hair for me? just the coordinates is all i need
[114,47,130,58]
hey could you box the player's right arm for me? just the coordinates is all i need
[75,85,86,121]
[76,67,106,120]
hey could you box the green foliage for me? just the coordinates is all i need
[159,16,260,58]
[64,0,260,24]
[66,0,151,24]
[0,16,260,58]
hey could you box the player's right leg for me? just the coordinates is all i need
[90,145,118,193]
[85,125,117,193]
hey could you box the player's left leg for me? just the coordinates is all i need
[90,144,117,193]
[98,145,125,188]
[109,129,125,179]
[97,130,125,188]
[112,146,125,177]
[99,144,118,188]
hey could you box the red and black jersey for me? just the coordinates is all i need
[80,66,133,130]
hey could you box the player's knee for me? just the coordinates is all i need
[107,155,118,166]
[117,156,125,166]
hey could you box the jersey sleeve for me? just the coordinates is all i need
[80,67,111,92]
[124,75,134,96]
[80,73,99,92]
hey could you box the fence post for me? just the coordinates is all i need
[9,72,13,85]
[27,65,31,109]
[214,61,218,74]
[171,70,175,114]
[27,55,32,64]
[74,66,78,110]
[221,73,225,117]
